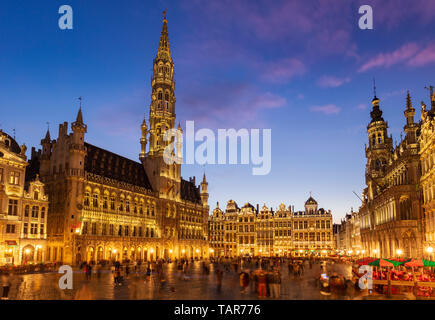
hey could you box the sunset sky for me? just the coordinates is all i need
[1,0,435,222]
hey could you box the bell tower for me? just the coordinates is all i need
[365,85,392,200]
[142,11,180,200]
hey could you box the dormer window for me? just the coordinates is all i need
[5,139,10,148]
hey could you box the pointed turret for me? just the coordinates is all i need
[72,105,87,133]
[139,116,148,162]
[200,173,209,207]
[404,91,417,144]
[76,107,83,124]
[42,128,51,144]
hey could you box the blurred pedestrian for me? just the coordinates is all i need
[1,272,11,300]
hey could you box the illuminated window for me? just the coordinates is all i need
[8,200,18,216]
[9,171,20,185]
[31,206,39,218]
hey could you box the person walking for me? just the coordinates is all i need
[270,270,281,299]
[1,272,11,300]
[257,271,267,298]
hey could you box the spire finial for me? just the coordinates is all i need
[163,9,167,20]
[78,96,82,109]
[373,78,377,98]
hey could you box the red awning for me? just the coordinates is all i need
[5,240,17,246]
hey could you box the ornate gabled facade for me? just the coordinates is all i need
[291,197,334,255]
[28,13,210,265]
[209,196,334,258]
[419,86,435,259]
[0,131,49,265]
[358,91,424,258]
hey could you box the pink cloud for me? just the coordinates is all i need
[356,104,367,110]
[358,43,419,72]
[260,58,306,83]
[310,104,340,115]
[368,0,435,29]
[317,75,351,88]
[408,43,435,67]
[178,82,287,128]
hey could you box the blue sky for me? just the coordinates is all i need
[1,0,435,222]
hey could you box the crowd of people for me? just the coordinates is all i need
[1,255,434,300]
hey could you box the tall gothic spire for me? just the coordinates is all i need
[157,10,171,60]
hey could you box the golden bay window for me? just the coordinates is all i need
[9,171,20,185]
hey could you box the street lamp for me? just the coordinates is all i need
[426,247,434,254]
[396,249,403,257]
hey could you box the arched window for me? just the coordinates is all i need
[84,192,90,207]
[372,135,376,145]
[103,193,108,209]
[126,198,130,212]
[377,133,382,144]
[92,193,99,208]
[110,195,115,210]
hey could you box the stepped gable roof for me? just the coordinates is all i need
[84,142,152,190]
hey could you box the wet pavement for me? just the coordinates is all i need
[5,260,354,300]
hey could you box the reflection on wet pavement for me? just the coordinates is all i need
[7,260,353,300]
